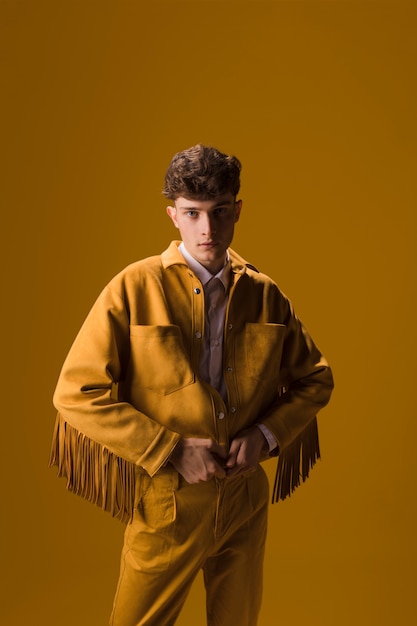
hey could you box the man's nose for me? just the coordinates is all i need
[201,215,216,236]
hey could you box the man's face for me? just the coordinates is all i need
[167,193,242,274]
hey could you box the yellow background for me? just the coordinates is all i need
[1,1,416,624]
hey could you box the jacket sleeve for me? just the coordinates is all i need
[49,283,180,522]
[259,298,334,502]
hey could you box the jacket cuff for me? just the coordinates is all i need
[136,427,181,477]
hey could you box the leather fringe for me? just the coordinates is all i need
[271,417,320,503]
[48,413,136,523]
[49,413,320,516]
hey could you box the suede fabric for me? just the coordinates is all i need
[50,241,333,519]
[110,466,269,626]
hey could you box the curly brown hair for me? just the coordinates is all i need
[163,144,241,200]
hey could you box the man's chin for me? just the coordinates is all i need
[200,250,219,260]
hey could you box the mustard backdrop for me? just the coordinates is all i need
[1,1,416,624]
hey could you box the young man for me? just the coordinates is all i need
[50,144,333,626]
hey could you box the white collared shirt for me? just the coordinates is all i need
[179,242,229,401]
[179,242,277,453]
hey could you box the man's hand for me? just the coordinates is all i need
[169,438,228,484]
[225,426,269,478]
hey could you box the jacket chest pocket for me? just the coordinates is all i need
[129,324,194,395]
[244,323,286,381]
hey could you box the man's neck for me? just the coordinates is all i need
[179,242,230,286]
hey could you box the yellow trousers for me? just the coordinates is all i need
[109,465,269,626]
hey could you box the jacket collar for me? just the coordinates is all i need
[161,241,257,275]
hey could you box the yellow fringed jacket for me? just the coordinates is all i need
[50,241,334,522]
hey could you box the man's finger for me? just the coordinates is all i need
[225,439,241,468]
[209,441,228,459]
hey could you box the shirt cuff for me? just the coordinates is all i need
[256,423,279,454]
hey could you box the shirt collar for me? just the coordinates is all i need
[179,242,231,290]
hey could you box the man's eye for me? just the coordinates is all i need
[186,211,198,217]
[215,208,226,215]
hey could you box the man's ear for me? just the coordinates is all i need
[235,199,242,223]
[166,206,179,228]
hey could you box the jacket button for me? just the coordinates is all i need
[230,406,236,413]
[195,331,202,339]
[217,412,225,420]
[226,367,233,373]
[194,288,201,294]
[227,323,233,330]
